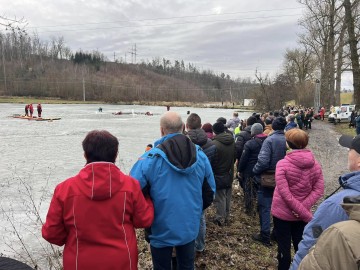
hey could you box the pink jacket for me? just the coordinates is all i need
[271,149,324,222]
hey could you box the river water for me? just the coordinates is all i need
[0,103,252,267]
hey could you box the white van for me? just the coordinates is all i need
[328,104,356,123]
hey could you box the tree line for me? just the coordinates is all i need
[0,16,258,104]
[255,0,360,111]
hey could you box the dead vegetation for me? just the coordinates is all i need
[137,184,278,270]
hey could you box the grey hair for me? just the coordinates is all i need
[160,112,183,134]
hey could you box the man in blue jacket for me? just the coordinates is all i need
[252,116,287,246]
[130,111,216,270]
[290,134,360,269]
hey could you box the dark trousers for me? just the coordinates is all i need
[244,176,257,212]
[151,240,195,270]
[273,216,306,270]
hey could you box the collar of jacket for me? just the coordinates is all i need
[339,171,360,191]
[269,130,285,136]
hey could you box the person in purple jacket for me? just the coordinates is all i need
[271,128,324,270]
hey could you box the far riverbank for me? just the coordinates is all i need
[0,96,254,111]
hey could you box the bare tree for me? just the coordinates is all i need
[344,0,360,107]
[298,0,344,108]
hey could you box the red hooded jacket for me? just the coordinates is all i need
[42,162,154,270]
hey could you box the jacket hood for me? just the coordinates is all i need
[187,129,208,147]
[339,171,360,192]
[342,203,360,222]
[78,162,121,201]
[285,149,315,169]
[244,125,252,132]
[154,133,198,174]
[214,132,234,145]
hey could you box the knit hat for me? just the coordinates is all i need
[272,117,287,131]
[246,116,257,126]
[202,123,213,133]
[251,123,263,136]
[216,117,227,125]
[212,122,225,134]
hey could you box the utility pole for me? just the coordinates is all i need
[1,41,7,93]
[83,77,86,102]
[113,52,116,62]
[128,44,137,64]
[314,79,320,109]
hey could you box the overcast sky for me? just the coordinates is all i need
[1,0,354,88]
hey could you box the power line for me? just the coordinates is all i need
[27,7,302,29]
[36,14,301,34]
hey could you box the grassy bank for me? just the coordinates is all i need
[333,122,357,136]
[0,96,102,104]
[0,96,255,111]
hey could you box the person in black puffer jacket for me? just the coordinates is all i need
[238,123,267,215]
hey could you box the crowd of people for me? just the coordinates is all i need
[40,108,360,270]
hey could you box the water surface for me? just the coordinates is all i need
[0,103,252,263]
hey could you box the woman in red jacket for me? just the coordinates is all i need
[42,130,154,270]
[271,129,324,270]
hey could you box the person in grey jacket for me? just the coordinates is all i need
[252,116,287,246]
[226,112,241,131]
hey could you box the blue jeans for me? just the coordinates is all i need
[195,213,206,252]
[257,187,274,242]
[151,240,195,270]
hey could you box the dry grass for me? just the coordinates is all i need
[333,122,357,136]
[0,96,254,111]
[340,92,353,104]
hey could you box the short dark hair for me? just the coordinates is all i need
[272,117,287,131]
[216,117,227,125]
[82,130,119,164]
[186,113,202,129]
[246,116,257,126]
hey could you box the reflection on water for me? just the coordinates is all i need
[0,103,252,263]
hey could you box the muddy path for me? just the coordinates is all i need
[306,119,349,196]
[137,120,350,270]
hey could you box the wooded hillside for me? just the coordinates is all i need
[0,31,258,103]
